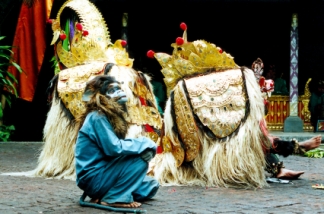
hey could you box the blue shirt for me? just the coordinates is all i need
[75,111,157,198]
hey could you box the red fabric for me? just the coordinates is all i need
[144,124,154,132]
[139,97,146,105]
[259,119,269,139]
[260,118,272,153]
[138,78,159,150]
[156,146,163,154]
[140,97,154,132]
[7,1,54,101]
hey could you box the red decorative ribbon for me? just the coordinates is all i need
[139,90,162,153]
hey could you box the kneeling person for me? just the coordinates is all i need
[75,75,159,208]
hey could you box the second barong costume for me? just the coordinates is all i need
[148,23,272,188]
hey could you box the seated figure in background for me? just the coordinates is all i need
[253,58,322,179]
[265,64,289,95]
[309,79,324,128]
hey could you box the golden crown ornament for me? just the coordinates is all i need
[48,0,133,68]
[47,0,133,118]
[147,22,239,95]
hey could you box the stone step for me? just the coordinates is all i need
[270,131,324,143]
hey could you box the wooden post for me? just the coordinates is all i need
[284,13,304,132]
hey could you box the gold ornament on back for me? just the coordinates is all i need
[173,83,201,162]
[153,30,239,95]
[184,69,247,138]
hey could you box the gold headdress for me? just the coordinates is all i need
[48,0,133,117]
[49,0,133,68]
[147,22,239,95]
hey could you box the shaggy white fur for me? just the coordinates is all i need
[153,68,271,188]
[34,93,78,180]
[2,66,159,180]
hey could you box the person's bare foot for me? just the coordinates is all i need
[276,168,304,179]
[90,198,99,204]
[100,201,142,208]
[299,135,322,151]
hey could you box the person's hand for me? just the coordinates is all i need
[140,149,155,162]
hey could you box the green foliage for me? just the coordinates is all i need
[304,148,324,158]
[50,56,60,75]
[0,36,23,105]
[0,36,23,141]
[0,124,15,141]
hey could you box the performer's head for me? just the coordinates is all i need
[251,58,264,82]
[82,75,128,110]
[77,75,129,137]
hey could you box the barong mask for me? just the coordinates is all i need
[252,58,274,97]
[105,83,128,104]
[252,58,264,82]
[82,81,128,105]
[80,75,129,139]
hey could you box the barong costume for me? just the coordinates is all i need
[32,0,162,180]
[148,23,272,188]
[148,24,311,187]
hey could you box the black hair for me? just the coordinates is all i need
[85,75,120,96]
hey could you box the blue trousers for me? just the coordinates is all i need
[100,156,159,203]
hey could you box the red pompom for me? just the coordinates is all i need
[60,33,67,40]
[46,19,53,24]
[147,50,155,58]
[82,30,89,36]
[76,23,83,31]
[219,48,223,53]
[121,40,127,47]
[180,22,187,31]
[176,37,184,46]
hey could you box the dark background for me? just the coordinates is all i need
[0,0,323,141]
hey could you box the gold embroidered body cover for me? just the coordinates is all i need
[174,83,201,162]
[184,69,247,138]
[162,135,185,167]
